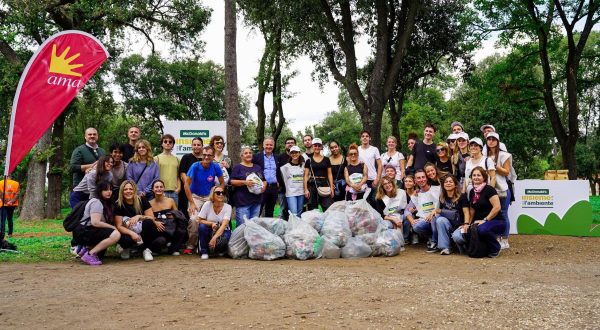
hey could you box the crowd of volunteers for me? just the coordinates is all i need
[67,121,516,265]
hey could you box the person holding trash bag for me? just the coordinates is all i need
[231,147,267,226]
[375,176,408,231]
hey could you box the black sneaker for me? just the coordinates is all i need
[426,244,439,253]
[488,251,500,258]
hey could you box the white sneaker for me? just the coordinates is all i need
[172,251,181,256]
[200,253,209,260]
[71,246,81,258]
[120,248,130,260]
[440,248,451,255]
[143,248,154,262]
[500,238,510,250]
[411,235,419,245]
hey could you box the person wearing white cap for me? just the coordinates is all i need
[303,137,334,211]
[480,124,507,154]
[485,132,513,249]
[463,137,496,194]
[280,146,305,217]
[357,130,382,207]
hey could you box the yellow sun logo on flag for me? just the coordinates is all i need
[49,44,83,77]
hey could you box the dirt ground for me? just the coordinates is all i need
[1,235,599,329]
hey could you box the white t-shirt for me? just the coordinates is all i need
[413,186,440,218]
[382,189,408,219]
[280,163,305,197]
[464,156,496,190]
[381,151,405,180]
[358,145,381,181]
[197,201,232,225]
[489,151,511,192]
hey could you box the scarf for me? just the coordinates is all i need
[472,182,487,204]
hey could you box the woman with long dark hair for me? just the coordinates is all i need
[431,175,469,255]
[485,132,513,249]
[328,140,346,202]
[73,181,121,265]
[303,138,334,211]
[70,155,114,208]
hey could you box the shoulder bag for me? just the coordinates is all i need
[309,159,331,197]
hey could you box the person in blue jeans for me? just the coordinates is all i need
[431,175,469,255]
[280,146,305,217]
[230,147,266,225]
[452,167,506,257]
[196,186,232,260]
[404,170,441,250]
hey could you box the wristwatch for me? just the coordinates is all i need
[483,218,488,222]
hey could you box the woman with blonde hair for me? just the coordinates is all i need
[375,176,408,230]
[381,136,405,186]
[126,139,159,197]
[114,180,165,262]
[435,142,453,174]
[196,186,232,259]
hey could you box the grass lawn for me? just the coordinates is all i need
[2,199,598,263]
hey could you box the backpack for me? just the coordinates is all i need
[63,200,88,232]
[467,223,489,258]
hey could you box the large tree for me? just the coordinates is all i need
[224,0,241,165]
[475,0,600,179]
[0,0,211,219]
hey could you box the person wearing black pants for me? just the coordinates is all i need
[252,137,282,217]
[303,138,334,211]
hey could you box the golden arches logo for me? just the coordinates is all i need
[49,44,83,77]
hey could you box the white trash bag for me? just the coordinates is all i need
[375,229,404,257]
[228,223,249,259]
[321,211,351,247]
[284,214,324,260]
[322,239,341,259]
[244,221,286,261]
[301,210,325,232]
[341,237,372,259]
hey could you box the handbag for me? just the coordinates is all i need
[439,208,461,228]
[467,223,489,258]
[334,179,346,197]
[309,159,331,197]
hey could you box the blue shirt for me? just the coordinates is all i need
[263,153,277,184]
[187,162,223,196]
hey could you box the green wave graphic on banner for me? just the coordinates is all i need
[516,201,599,237]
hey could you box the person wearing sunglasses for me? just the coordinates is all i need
[344,144,368,201]
[154,134,181,206]
[435,142,453,174]
[196,186,232,260]
[210,135,231,185]
[183,145,225,254]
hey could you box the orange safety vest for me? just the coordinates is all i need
[0,179,20,207]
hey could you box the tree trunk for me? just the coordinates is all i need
[224,0,241,165]
[19,128,52,220]
[589,178,597,196]
[389,90,405,144]
[46,110,67,219]
[269,32,285,151]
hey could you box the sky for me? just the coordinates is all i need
[134,2,506,134]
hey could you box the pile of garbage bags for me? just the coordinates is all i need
[227,200,404,260]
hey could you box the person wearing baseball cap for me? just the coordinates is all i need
[485,132,513,250]
[463,137,496,194]
[303,137,334,211]
[480,124,507,153]
[451,121,464,134]
[280,145,305,217]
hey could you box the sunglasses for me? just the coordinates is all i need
[290,151,300,154]
[214,191,224,196]
[163,140,174,144]
[215,141,225,145]
[436,148,444,153]
[202,153,214,157]
[313,144,323,147]
[447,139,456,143]
[348,152,358,156]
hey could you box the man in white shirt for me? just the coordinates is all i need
[357,130,382,207]
[404,169,441,250]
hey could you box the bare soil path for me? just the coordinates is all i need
[2,235,599,329]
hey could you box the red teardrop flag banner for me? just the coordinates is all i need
[4,30,109,175]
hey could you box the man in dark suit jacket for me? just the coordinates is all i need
[252,137,282,217]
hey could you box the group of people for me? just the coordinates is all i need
[68,120,515,265]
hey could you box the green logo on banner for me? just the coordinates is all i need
[525,189,549,195]
[180,130,209,138]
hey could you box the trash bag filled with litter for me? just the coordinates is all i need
[284,214,324,260]
[321,211,351,247]
[321,238,341,259]
[251,217,287,238]
[341,237,372,258]
[375,229,404,257]
[301,210,325,233]
[345,199,383,235]
[228,223,249,259]
[244,221,286,261]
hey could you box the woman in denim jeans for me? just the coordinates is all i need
[196,186,232,260]
[230,147,266,226]
[431,175,468,255]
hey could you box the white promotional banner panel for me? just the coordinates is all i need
[508,180,596,236]
[163,120,227,158]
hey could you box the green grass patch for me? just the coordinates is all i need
[591,196,600,225]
